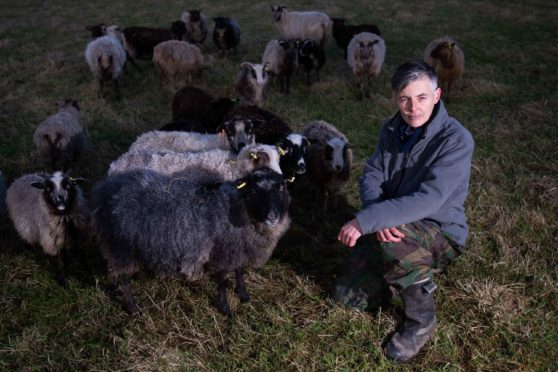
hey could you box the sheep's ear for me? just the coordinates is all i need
[69,177,86,186]
[449,42,456,49]
[239,62,252,71]
[30,181,45,190]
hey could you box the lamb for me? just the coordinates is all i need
[181,10,208,45]
[108,143,282,183]
[301,120,352,211]
[331,18,381,59]
[235,62,271,107]
[33,100,86,171]
[84,25,127,98]
[212,16,240,57]
[171,86,237,132]
[297,38,326,85]
[271,5,331,46]
[129,118,255,154]
[262,39,299,94]
[423,36,464,103]
[153,40,203,90]
[122,21,187,60]
[347,32,386,99]
[6,171,90,284]
[92,168,291,315]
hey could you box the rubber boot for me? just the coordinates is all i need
[385,281,437,362]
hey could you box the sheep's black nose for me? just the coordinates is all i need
[335,165,342,172]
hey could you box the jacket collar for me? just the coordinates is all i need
[387,101,448,140]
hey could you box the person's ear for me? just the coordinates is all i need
[434,87,442,103]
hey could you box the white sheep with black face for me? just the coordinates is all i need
[301,120,353,211]
[235,62,271,107]
[6,171,90,284]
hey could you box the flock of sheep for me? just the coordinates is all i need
[0,5,465,315]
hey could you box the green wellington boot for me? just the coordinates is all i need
[385,281,437,362]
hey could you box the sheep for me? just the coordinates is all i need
[181,10,208,45]
[235,62,271,107]
[6,171,90,284]
[0,171,6,221]
[92,167,291,315]
[212,16,240,57]
[423,36,464,103]
[84,25,127,98]
[271,5,331,46]
[226,105,292,145]
[33,100,86,171]
[262,39,299,94]
[171,86,237,132]
[297,38,326,85]
[108,143,282,184]
[347,32,385,99]
[122,21,187,60]
[129,118,255,154]
[301,120,353,211]
[153,40,203,90]
[331,18,381,59]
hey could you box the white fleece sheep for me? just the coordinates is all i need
[108,144,282,184]
[33,100,85,171]
[129,130,229,153]
[153,40,203,90]
[347,32,385,99]
[271,5,331,46]
[235,62,271,107]
[84,25,127,96]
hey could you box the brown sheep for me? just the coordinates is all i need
[423,36,464,103]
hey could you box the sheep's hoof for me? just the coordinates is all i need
[57,275,68,287]
[217,301,232,317]
[235,288,251,303]
[125,302,140,315]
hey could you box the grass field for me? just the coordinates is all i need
[1,0,557,370]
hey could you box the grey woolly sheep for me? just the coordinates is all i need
[84,25,127,98]
[6,171,90,284]
[301,120,353,211]
[129,118,255,154]
[271,5,331,46]
[331,18,381,59]
[153,40,203,90]
[212,16,240,57]
[171,86,237,132]
[423,36,464,103]
[181,10,208,45]
[33,100,86,171]
[92,168,291,315]
[347,32,385,99]
[235,62,271,107]
[262,39,299,94]
[108,143,283,183]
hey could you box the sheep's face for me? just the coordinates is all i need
[299,39,317,57]
[430,41,456,64]
[271,6,285,22]
[357,39,379,60]
[325,137,348,173]
[236,169,289,227]
[242,145,283,174]
[30,171,84,215]
[278,134,309,176]
[189,10,202,22]
[220,118,255,153]
[171,20,187,39]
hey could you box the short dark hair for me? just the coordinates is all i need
[391,60,438,93]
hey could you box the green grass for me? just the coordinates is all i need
[1,0,557,369]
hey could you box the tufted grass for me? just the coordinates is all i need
[1,0,557,370]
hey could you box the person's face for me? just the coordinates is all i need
[396,76,442,128]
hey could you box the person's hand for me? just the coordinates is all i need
[337,218,363,247]
[376,226,405,243]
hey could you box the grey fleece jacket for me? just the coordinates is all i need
[355,101,474,246]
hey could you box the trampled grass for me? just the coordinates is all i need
[1,0,557,370]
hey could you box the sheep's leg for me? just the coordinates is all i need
[323,191,329,212]
[215,273,232,316]
[306,70,311,86]
[234,268,250,303]
[316,68,320,83]
[98,79,104,98]
[446,80,453,103]
[126,53,143,75]
[114,79,121,100]
[56,249,68,286]
[285,76,290,94]
[120,275,139,314]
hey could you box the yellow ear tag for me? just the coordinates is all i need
[237,182,247,189]
[278,147,286,156]
[250,153,258,160]
[287,176,295,183]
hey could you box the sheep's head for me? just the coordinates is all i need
[85,24,106,39]
[271,5,286,22]
[57,99,80,112]
[30,171,84,215]
[430,40,457,62]
[241,144,283,174]
[105,25,123,40]
[324,137,351,173]
[189,10,203,22]
[299,39,318,57]
[357,38,379,60]
[235,168,290,227]
[171,20,187,39]
[277,133,309,176]
[218,118,256,153]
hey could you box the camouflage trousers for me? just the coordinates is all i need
[333,220,465,312]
